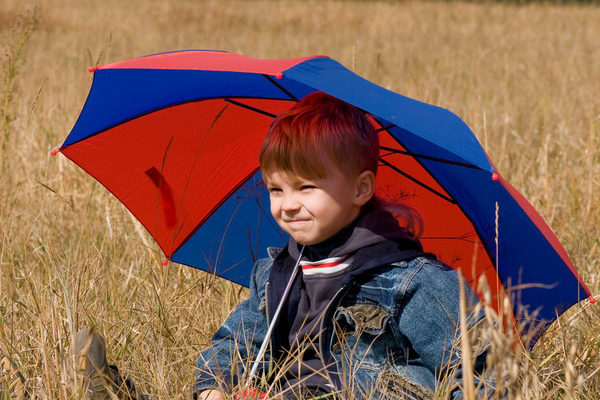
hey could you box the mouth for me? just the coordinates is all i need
[285,219,309,227]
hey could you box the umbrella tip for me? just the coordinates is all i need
[275,72,283,79]
[88,66,98,73]
[162,258,169,266]
[590,296,597,305]
[50,149,60,156]
[491,172,499,181]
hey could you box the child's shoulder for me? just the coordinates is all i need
[388,255,451,271]
[368,255,455,287]
[407,255,453,272]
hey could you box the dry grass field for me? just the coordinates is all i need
[1,0,599,398]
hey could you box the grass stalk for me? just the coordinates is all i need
[0,5,39,171]
[458,270,476,400]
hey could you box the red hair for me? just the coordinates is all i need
[259,91,378,182]
[259,91,423,238]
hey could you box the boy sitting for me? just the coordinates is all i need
[194,92,490,399]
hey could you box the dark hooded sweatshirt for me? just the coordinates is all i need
[267,207,428,393]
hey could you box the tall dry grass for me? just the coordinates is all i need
[0,0,599,398]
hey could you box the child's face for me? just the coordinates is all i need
[265,163,372,246]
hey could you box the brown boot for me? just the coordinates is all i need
[74,329,148,400]
[74,328,119,400]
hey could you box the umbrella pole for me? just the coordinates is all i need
[247,245,305,387]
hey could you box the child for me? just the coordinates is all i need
[194,92,491,400]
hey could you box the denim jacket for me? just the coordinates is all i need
[194,247,490,399]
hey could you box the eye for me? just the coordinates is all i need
[300,185,316,191]
[268,187,282,195]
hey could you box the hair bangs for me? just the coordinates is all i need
[260,119,331,183]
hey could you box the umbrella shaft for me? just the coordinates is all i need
[247,245,305,385]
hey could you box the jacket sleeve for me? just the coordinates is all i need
[193,258,272,396]
[396,258,494,399]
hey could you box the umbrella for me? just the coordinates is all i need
[55,50,594,345]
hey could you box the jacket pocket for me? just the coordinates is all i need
[336,304,389,334]
[332,304,403,369]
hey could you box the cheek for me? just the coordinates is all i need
[269,197,280,218]
[305,196,335,220]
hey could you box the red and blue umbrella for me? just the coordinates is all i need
[56,50,594,345]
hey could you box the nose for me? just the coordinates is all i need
[281,192,301,213]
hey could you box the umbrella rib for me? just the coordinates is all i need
[262,74,299,101]
[224,98,278,118]
[379,157,457,204]
[380,146,480,169]
[376,124,396,132]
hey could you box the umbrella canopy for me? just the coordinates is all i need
[58,50,593,345]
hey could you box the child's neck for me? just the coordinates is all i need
[302,213,362,262]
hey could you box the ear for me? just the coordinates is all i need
[354,170,375,206]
